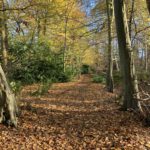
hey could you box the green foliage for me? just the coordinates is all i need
[138,71,150,82]
[9,40,72,84]
[92,72,122,85]
[113,71,122,84]
[31,80,52,96]
[81,64,89,74]
[10,81,22,96]
[55,71,71,83]
[92,74,106,83]
[12,59,62,84]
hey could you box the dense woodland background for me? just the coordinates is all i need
[0,0,150,149]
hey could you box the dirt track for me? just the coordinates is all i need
[0,75,150,150]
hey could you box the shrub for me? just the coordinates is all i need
[55,72,70,82]
[81,64,89,74]
[10,81,22,96]
[31,80,52,96]
[92,74,106,83]
[9,40,77,84]
[9,41,64,83]
[138,71,150,82]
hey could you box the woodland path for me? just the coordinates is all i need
[0,75,150,149]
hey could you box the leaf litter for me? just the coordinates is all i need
[0,75,150,150]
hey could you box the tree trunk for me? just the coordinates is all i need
[0,65,17,127]
[106,0,114,93]
[145,43,148,72]
[43,17,47,36]
[1,1,8,72]
[128,0,135,39]
[146,0,150,14]
[114,56,120,71]
[63,16,68,73]
[37,18,41,40]
[114,40,120,71]
[114,0,140,110]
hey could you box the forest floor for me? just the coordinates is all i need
[0,75,150,150]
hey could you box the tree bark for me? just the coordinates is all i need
[146,0,150,14]
[37,17,41,40]
[43,17,47,36]
[0,65,17,127]
[114,56,119,71]
[63,16,68,73]
[106,0,114,93]
[145,43,148,72]
[1,1,8,72]
[114,0,140,110]
[128,0,135,39]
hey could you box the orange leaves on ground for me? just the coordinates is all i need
[0,75,150,149]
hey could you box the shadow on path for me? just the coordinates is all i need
[0,75,150,149]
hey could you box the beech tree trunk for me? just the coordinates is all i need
[0,65,17,127]
[1,0,8,72]
[106,0,114,93]
[0,1,17,127]
[114,0,140,110]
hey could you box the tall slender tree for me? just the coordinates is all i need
[106,0,114,93]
